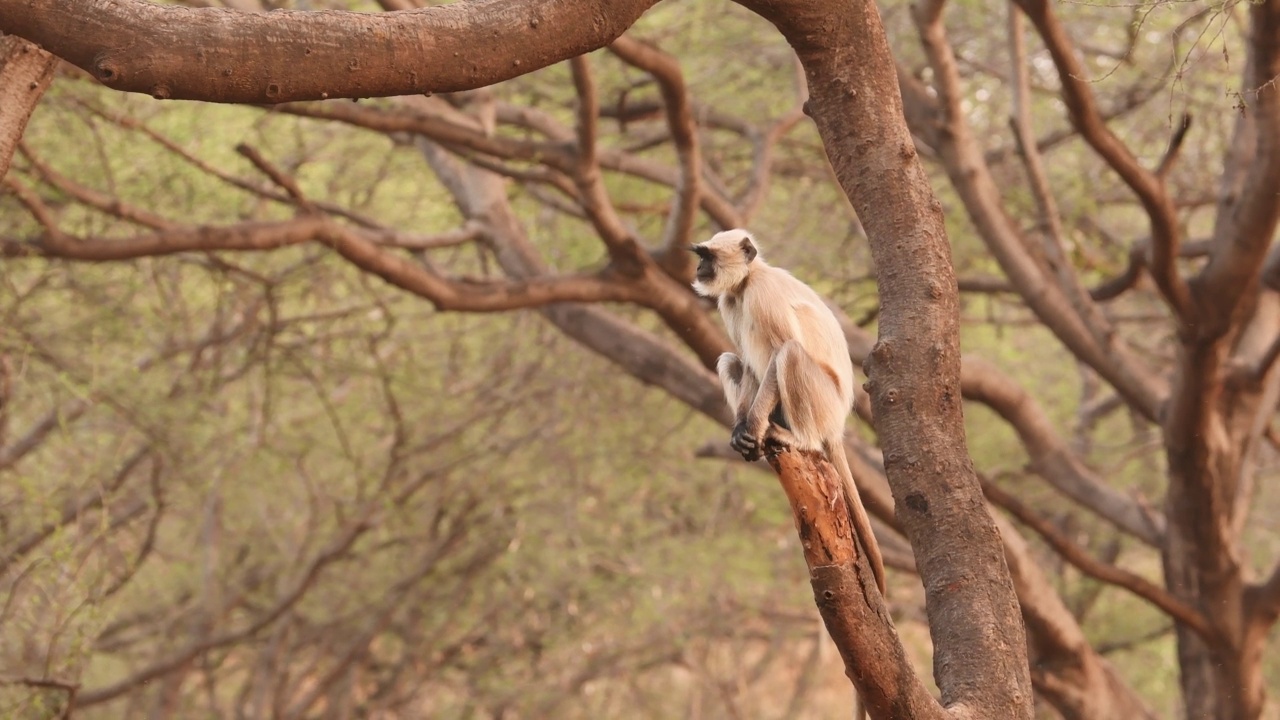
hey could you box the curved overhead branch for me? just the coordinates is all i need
[0,0,662,103]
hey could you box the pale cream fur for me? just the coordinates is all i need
[693,229,886,597]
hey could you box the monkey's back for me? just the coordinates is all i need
[725,262,856,410]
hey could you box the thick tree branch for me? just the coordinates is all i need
[0,0,662,103]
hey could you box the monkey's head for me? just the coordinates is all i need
[690,229,759,298]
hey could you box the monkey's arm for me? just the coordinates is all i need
[730,350,782,461]
[716,353,761,428]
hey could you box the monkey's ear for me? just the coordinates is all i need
[740,237,757,263]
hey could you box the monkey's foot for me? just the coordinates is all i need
[731,421,765,462]
[762,425,797,457]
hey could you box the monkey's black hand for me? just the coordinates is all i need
[731,421,763,462]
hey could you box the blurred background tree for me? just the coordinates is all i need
[2,0,1279,718]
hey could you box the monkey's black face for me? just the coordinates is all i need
[692,245,716,282]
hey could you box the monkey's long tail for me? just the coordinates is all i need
[829,443,887,596]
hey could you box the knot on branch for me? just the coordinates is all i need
[93,54,122,84]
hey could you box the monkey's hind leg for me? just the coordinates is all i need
[771,339,844,453]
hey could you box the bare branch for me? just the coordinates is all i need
[17,143,177,229]
[983,479,1212,641]
[0,676,78,719]
[960,356,1164,544]
[1156,114,1193,179]
[765,449,945,720]
[1,214,331,260]
[609,35,702,274]
[235,144,317,213]
[1197,1,1280,330]
[0,448,153,576]
[569,55,643,273]
[1008,9,1066,259]
[1013,0,1192,320]
[912,0,1166,421]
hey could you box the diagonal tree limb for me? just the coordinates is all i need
[982,479,1211,640]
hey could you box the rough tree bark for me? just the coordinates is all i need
[767,449,945,720]
[0,34,57,176]
[1158,2,1280,717]
[736,1,1032,715]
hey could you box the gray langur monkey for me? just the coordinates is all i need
[692,229,887,596]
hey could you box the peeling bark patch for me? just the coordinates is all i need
[904,493,929,515]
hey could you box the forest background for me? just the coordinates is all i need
[1,0,1279,718]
